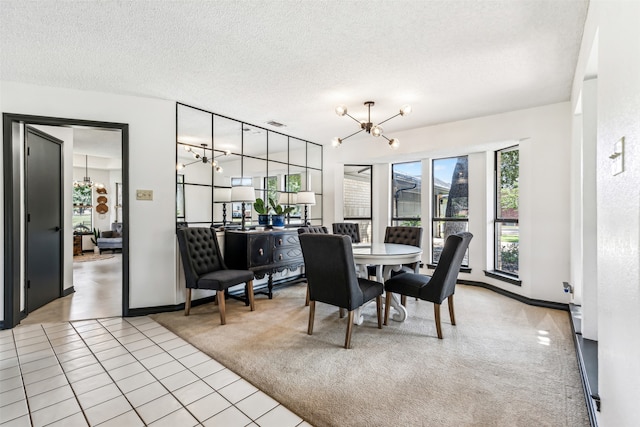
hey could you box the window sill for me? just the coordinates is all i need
[426,264,471,274]
[483,270,521,286]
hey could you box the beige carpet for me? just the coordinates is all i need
[151,284,589,427]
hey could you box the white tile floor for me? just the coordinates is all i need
[0,317,312,427]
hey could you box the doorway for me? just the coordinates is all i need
[2,113,129,329]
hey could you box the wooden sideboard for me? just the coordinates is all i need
[225,229,304,299]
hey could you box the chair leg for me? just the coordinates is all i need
[384,291,392,325]
[434,303,443,339]
[339,308,346,318]
[247,281,255,311]
[401,295,407,307]
[305,284,310,306]
[376,295,383,329]
[307,300,315,335]
[184,288,192,316]
[448,295,456,325]
[345,310,354,349]
[217,290,226,325]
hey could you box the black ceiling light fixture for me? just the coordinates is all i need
[332,101,411,149]
[176,143,230,173]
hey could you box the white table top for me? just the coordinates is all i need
[352,243,422,265]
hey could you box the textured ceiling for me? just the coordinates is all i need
[0,1,589,147]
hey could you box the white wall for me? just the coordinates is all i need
[0,81,177,313]
[325,102,572,303]
[570,1,640,425]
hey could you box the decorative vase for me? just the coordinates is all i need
[271,214,285,228]
[93,246,100,255]
[258,214,270,226]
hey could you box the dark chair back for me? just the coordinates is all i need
[385,226,423,271]
[297,226,329,235]
[176,227,226,289]
[299,234,364,310]
[423,232,473,303]
[332,222,361,243]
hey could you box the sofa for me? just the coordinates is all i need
[97,222,123,254]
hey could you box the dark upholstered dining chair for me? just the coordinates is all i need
[177,227,255,325]
[298,226,329,306]
[384,232,472,338]
[368,226,424,305]
[299,234,384,349]
[332,222,361,244]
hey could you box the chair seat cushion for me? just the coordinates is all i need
[357,278,384,305]
[197,269,254,291]
[384,273,432,299]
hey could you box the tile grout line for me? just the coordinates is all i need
[120,317,254,425]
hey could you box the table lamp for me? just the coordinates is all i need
[297,191,316,225]
[214,187,232,226]
[231,186,256,231]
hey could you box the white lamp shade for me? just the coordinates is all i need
[278,192,297,205]
[297,191,316,205]
[231,186,256,202]
[214,187,232,202]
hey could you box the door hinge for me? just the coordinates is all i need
[27,280,31,289]
[27,146,31,156]
[27,213,31,222]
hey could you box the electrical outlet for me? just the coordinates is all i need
[136,189,153,201]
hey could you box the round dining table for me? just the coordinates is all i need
[351,243,423,324]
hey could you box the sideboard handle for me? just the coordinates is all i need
[278,238,283,245]
[258,248,264,256]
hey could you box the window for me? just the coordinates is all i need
[72,185,92,232]
[495,146,519,276]
[432,157,468,265]
[392,162,422,228]
[343,165,372,243]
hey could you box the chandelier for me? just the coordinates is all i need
[176,144,230,173]
[332,101,411,149]
[73,155,103,188]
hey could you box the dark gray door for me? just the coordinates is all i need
[25,126,63,312]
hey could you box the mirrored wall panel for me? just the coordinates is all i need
[177,103,323,229]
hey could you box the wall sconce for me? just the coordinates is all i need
[214,187,232,226]
[231,186,256,231]
[296,191,316,225]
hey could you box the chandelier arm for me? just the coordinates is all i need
[377,113,402,126]
[340,128,365,142]
[184,159,201,167]
[380,134,391,142]
[344,113,361,124]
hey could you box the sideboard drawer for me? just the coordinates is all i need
[274,246,303,264]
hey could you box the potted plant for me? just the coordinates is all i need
[91,227,101,254]
[253,198,272,226]
[269,198,295,228]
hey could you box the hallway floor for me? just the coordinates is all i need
[0,316,308,426]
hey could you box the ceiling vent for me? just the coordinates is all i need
[266,120,286,128]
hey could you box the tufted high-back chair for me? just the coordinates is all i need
[298,226,329,305]
[384,226,423,272]
[299,233,384,349]
[298,225,329,235]
[176,227,255,324]
[384,232,473,338]
[332,223,361,243]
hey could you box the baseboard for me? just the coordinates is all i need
[569,303,599,426]
[457,280,569,311]
[63,286,75,297]
[127,295,217,317]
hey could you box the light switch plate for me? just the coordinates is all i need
[609,137,624,176]
[136,189,153,201]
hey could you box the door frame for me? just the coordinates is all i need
[3,113,130,329]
